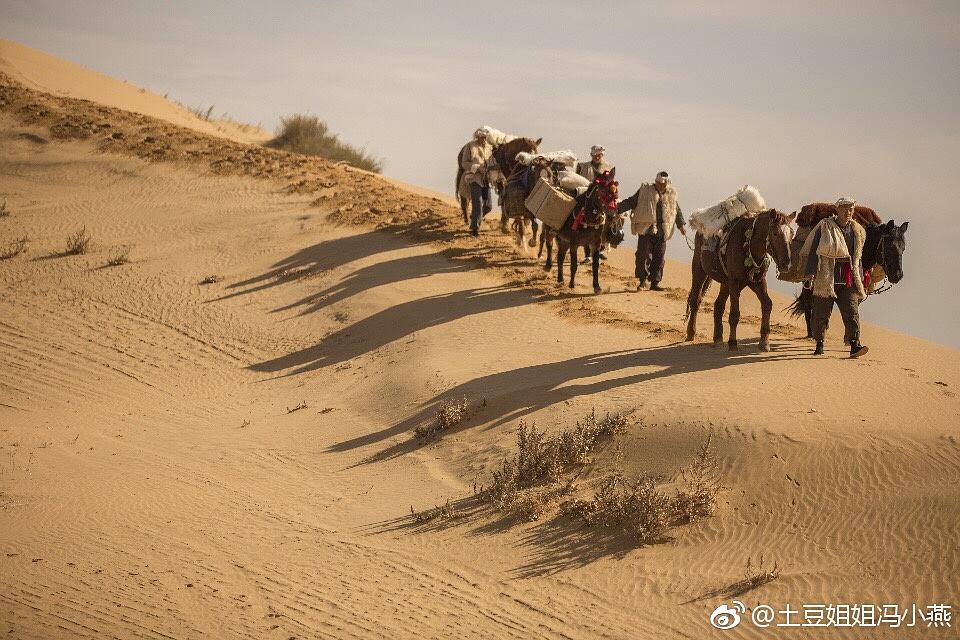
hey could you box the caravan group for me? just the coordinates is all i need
[455,126,909,358]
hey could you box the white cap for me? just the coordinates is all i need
[590,145,605,155]
[836,196,856,207]
[655,171,670,184]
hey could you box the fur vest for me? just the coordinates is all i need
[630,183,679,239]
[459,140,492,186]
[576,160,612,182]
[804,217,867,300]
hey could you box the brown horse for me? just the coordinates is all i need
[501,162,551,250]
[685,210,796,351]
[493,137,542,234]
[542,170,625,294]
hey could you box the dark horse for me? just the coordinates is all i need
[788,205,908,338]
[493,137,542,235]
[685,210,796,351]
[541,169,625,294]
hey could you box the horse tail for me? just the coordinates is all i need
[785,287,813,318]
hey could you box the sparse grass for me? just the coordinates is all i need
[672,431,724,524]
[0,236,29,260]
[198,275,221,285]
[415,396,469,440]
[266,114,382,173]
[64,227,91,255]
[187,104,216,121]
[410,499,462,524]
[0,201,10,217]
[105,245,131,266]
[286,401,308,414]
[720,554,781,597]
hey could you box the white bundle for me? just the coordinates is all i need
[479,125,516,146]
[557,170,591,192]
[535,149,578,167]
[690,185,767,238]
[515,151,535,166]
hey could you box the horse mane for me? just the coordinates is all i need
[493,137,540,177]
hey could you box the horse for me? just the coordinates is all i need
[500,161,550,251]
[685,209,796,351]
[541,169,625,294]
[493,137,542,233]
[787,218,908,339]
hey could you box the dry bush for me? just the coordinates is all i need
[581,473,674,544]
[105,245,131,266]
[0,236,29,260]
[723,554,781,596]
[187,104,216,121]
[266,114,382,173]
[0,201,9,217]
[672,432,723,524]
[199,274,221,285]
[64,227,91,255]
[286,400,308,414]
[411,499,461,524]
[415,396,468,439]
[557,409,628,466]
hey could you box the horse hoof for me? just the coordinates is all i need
[728,343,740,352]
[685,332,695,342]
[569,283,576,290]
[712,341,724,350]
[593,286,602,295]
[759,342,771,352]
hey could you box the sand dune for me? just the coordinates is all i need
[1,42,958,639]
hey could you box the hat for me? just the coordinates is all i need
[836,196,856,207]
[655,171,670,184]
[590,145,605,155]
[474,127,488,138]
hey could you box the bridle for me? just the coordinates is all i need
[868,232,896,295]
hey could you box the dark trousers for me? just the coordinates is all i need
[635,233,666,284]
[470,183,491,231]
[812,285,861,343]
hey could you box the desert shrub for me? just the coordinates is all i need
[0,236,28,260]
[266,114,382,173]
[0,201,9,217]
[415,396,468,439]
[199,275,221,285]
[557,409,628,466]
[64,227,91,255]
[584,473,673,544]
[672,432,723,524]
[105,245,131,266]
[187,104,216,121]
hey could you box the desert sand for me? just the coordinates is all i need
[1,38,958,639]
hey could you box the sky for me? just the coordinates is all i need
[3,0,959,347]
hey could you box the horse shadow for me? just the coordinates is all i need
[212,230,422,303]
[336,340,810,462]
[249,284,543,376]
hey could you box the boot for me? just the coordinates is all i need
[649,282,665,291]
[849,340,869,358]
[813,340,824,356]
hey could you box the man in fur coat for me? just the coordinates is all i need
[458,128,493,237]
[577,145,614,261]
[803,197,869,357]
[617,171,687,291]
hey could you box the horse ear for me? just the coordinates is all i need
[898,221,909,234]
[884,220,895,232]
[609,167,616,179]
[787,211,797,223]
[534,137,542,146]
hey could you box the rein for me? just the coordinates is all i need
[868,234,896,295]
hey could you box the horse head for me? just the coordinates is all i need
[879,220,908,283]
[592,169,625,246]
[767,209,796,275]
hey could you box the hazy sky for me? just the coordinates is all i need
[3,1,959,347]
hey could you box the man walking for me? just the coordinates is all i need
[617,171,686,291]
[577,145,614,261]
[458,128,493,236]
[803,196,870,357]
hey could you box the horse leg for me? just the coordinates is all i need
[727,281,745,351]
[752,280,774,352]
[713,282,729,348]
[686,274,708,341]
[529,218,539,248]
[460,197,469,226]
[556,243,567,284]
[569,244,578,289]
[592,244,602,294]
